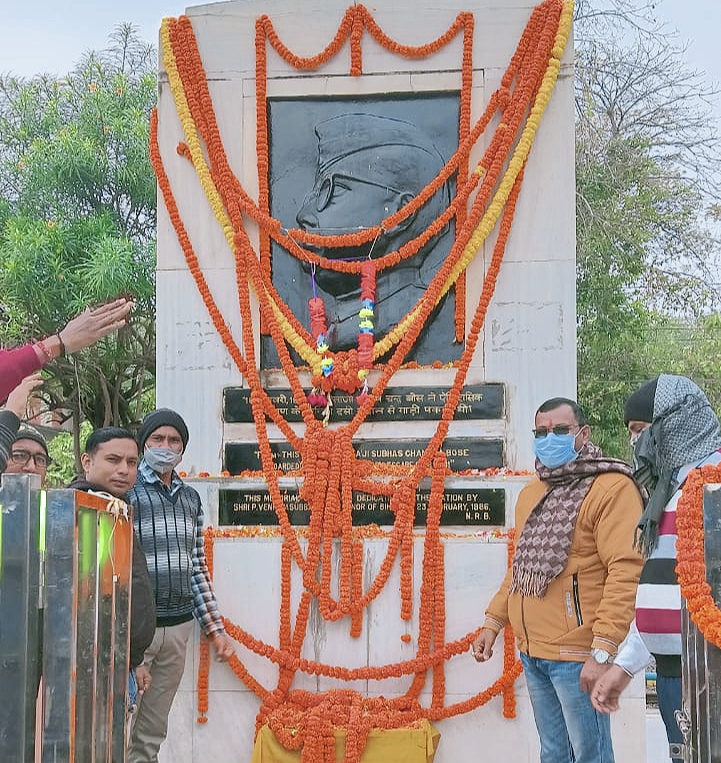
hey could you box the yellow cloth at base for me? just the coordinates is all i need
[250,720,441,763]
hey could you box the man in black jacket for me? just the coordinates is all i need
[68,427,156,692]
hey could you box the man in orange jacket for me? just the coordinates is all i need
[472,397,644,763]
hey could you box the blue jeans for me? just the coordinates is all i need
[520,653,615,763]
[656,674,683,762]
[128,668,138,713]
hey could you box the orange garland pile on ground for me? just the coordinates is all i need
[150,1,573,761]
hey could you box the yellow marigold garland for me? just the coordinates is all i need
[151,2,574,758]
[158,0,571,381]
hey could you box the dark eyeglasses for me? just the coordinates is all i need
[9,450,51,468]
[532,425,579,439]
[308,173,404,213]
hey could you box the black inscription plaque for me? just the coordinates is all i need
[224,384,504,424]
[225,438,503,475]
[219,486,505,526]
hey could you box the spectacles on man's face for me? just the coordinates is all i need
[308,173,404,213]
[532,425,580,439]
[10,449,51,468]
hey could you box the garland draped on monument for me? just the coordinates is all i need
[149,1,573,761]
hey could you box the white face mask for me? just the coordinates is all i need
[144,447,183,473]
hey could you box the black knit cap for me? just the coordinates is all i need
[138,408,189,451]
[13,425,49,457]
[624,377,659,425]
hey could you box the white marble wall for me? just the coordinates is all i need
[154,1,646,761]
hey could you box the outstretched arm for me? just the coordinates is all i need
[190,495,235,662]
[0,298,133,402]
[58,297,133,354]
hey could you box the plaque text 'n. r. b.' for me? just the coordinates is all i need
[218,486,505,527]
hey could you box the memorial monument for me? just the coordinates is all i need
[151,0,646,761]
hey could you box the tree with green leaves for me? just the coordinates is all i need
[574,0,721,456]
[0,24,157,472]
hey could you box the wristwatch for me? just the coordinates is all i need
[591,648,613,664]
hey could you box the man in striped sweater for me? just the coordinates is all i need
[591,375,721,763]
[127,408,234,763]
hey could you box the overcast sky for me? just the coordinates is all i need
[0,0,718,125]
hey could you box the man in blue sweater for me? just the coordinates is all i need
[127,408,234,763]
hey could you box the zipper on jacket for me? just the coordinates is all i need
[571,573,583,626]
[521,596,531,654]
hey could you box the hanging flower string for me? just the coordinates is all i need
[356,258,376,404]
[307,273,333,419]
[151,1,573,758]
[309,276,334,380]
[675,464,721,649]
[502,528,517,718]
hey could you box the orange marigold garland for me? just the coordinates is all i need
[280,540,293,651]
[153,0,574,755]
[429,453,447,709]
[196,635,210,723]
[307,288,333,416]
[502,529,518,718]
[675,464,721,649]
[195,522,216,722]
[349,539,364,638]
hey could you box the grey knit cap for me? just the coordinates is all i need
[138,409,189,451]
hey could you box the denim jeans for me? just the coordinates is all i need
[656,674,683,762]
[520,653,615,763]
[128,668,138,713]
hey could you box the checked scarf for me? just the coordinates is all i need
[633,374,721,557]
[510,442,636,598]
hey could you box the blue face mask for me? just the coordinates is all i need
[533,433,579,469]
